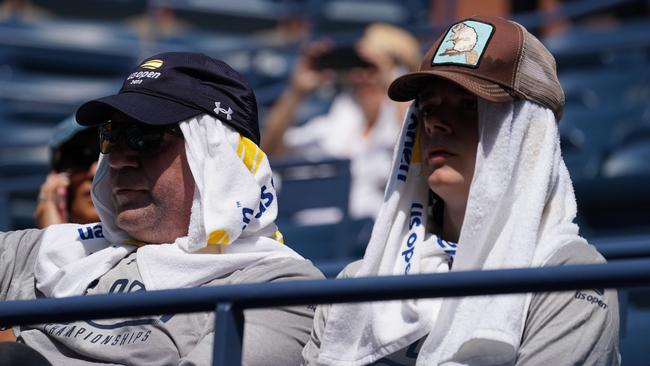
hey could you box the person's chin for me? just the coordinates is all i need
[115,203,150,227]
[115,200,151,221]
[426,167,465,190]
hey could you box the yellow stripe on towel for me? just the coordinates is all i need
[237,136,265,174]
[208,230,231,246]
[252,147,264,175]
[124,239,145,247]
[273,230,285,244]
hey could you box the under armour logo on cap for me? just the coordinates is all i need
[214,102,233,121]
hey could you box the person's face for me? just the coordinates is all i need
[68,160,99,224]
[107,113,194,244]
[418,79,479,207]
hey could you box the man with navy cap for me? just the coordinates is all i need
[0,52,323,365]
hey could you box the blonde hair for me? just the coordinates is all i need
[360,23,421,72]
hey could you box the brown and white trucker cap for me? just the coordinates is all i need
[388,16,565,120]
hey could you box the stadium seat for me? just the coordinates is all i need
[0,72,121,121]
[308,0,425,34]
[271,157,353,260]
[32,0,147,22]
[574,174,650,237]
[159,0,300,34]
[545,19,650,71]
[0,121,51,230]
[560,104,648,181]
[0,19,140,76]
[619,288,650,366]
[601,135,650,178]
[560,65,650,109]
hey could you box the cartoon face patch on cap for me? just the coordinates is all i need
[432,20,494,67]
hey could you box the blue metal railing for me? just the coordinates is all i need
[314,241,650,278]
[2,258,650,365]
[597,241,650,260]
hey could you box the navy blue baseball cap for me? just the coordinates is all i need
[76,52,260,144]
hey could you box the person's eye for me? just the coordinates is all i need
[419,106,436,119]
[461,98,478,112]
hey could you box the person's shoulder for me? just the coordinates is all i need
[543,241,606,267]
[521,241,620,365]
[233,257,325,284]
[1,228,44,247]
[336,259,364,279]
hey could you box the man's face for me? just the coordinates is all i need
[417,79,479,207]
[107,113,194,244]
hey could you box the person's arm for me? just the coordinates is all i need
[1,229,43,301]
[302,260,363,365]
[0,229,43,342]
[261,42,334,157]
[177,305,316,366]
[179,258,324,366]
[516,243,620,365]
[302,299,331,365]
[261,88,308,157]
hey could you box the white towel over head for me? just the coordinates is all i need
[35,114,301,297]
[317,100,585,365]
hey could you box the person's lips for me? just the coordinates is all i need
[112,187,148,204]
[113,187,146,196]
[426,146,455,164]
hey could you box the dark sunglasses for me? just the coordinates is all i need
[99,121,182,154]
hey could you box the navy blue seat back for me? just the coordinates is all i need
[271,157,352,260]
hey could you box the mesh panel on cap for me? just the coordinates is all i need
[513,23,565,120]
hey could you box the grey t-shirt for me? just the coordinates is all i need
[0,228,324,366]
[303,242,620,365]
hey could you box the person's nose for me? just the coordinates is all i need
[107,145,139,170]
[422,110,453,137]
[420,93,453,137]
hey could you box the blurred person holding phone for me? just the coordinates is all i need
[1,117,100,344]
[34,116,100,228]
[262,23,421,219]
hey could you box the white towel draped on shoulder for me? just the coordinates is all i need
[35,114,301,297]
[317,100,586,365]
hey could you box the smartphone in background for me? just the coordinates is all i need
[315,46,373,70]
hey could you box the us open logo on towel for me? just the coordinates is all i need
[432,20,494,67]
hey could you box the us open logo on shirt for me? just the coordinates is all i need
[432,20,494,68]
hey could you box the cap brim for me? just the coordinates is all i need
[388,70,514,103]
[76,91,203,126]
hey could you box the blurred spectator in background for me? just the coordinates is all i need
[0,0,49,22]
[262,23,421,219]
[128,5,192,43]
[1,117,98,343]
[256,13,310,46]
[34,116,100,228]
